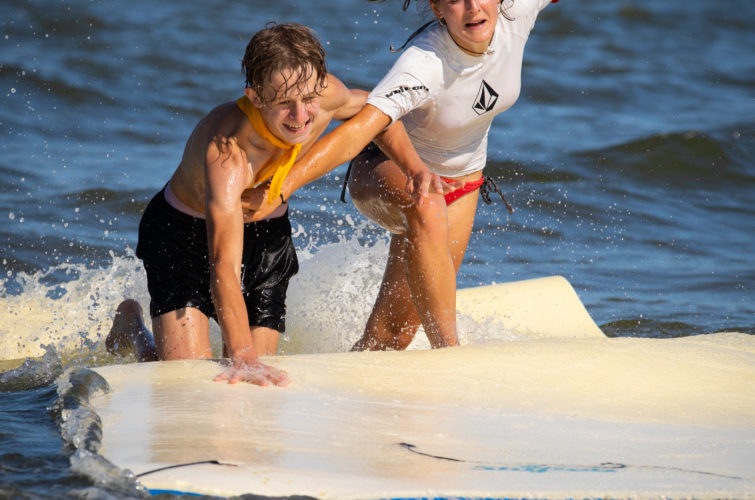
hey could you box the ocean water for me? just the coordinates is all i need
[0,0,753,498]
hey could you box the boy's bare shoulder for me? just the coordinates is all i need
[195,101,246,137]
[319,74,352,109]
[319,74,367,120]
[176,101,248,175]
[184,102,248,156]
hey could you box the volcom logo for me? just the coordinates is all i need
[473,80,498,115]
[384,84,429,98]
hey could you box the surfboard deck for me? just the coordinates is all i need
[75,278,755,498]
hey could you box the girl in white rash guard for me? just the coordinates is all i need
[367,0,552,178]
[246,0,558,351]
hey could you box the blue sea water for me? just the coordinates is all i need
[0,0,753,498]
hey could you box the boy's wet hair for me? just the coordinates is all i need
[242,22,328,104]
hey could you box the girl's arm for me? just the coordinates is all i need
[281,104,390,198]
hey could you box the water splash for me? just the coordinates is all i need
[0,344,62,390]
[1,228,531,372]
[0,251,148,364]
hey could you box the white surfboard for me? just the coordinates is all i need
[67,277,754,498]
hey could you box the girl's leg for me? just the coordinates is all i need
[352,234,420,350]
[348,152,479,350]
[446,184,479,272]
[402,193,458,347]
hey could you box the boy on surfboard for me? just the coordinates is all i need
[106,23,371,386]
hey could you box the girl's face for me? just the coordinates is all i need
[431,0,500,55]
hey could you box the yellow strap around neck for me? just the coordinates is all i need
[236,96,301,203]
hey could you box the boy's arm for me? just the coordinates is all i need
[204,136,287,386]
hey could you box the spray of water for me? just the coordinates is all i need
[1,229,511,371]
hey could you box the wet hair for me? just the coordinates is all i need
[368,0,515,52]
[242,22,327,104]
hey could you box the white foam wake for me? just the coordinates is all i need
[1,232,506,365]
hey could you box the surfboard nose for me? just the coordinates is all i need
[454,276,605,339]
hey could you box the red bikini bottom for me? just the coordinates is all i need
[442,177,485,205]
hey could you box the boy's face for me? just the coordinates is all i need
[249,68,322,145]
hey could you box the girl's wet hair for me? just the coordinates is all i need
[368,0,515,52]
[242,22,328,104]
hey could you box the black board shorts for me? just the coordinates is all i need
[135,188,298,332]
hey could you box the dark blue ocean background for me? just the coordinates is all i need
[1,0,753,498]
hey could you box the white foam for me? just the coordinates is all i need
[0,234,599,363]
[0,251,149,362]
[284,232,515,354]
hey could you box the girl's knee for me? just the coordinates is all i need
[406,196,448,232]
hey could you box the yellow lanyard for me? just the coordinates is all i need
[236,96,301,203]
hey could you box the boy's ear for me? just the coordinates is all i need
[245,87,264,108]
